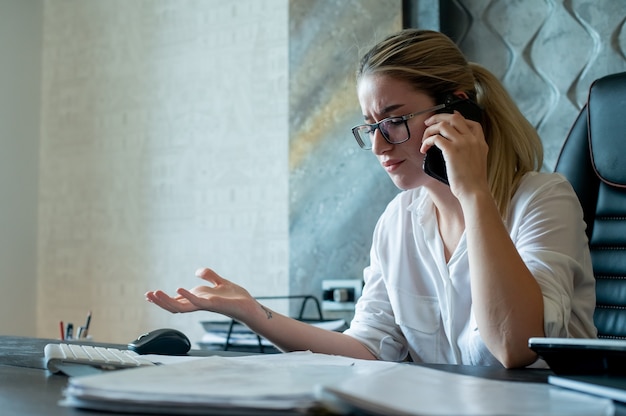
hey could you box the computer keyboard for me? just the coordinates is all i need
[45,343,157,373]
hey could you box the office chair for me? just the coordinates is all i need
[554,71,626,339]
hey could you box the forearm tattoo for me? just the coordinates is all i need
[261,305,273,320]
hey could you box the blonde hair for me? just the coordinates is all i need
[357,29,543,218]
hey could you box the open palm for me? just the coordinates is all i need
[145,268,254,320]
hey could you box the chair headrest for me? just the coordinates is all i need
[588,71,626,187]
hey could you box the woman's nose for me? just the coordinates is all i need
[371,128,392,155]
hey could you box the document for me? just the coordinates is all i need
[61,351,615,415]
[62,351,377,414]
[320,364,615,416]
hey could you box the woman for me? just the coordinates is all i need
[146,29,596,368]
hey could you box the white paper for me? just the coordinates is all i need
[319,364,615,416]
[63,351,382,412]
[142,354,207,365]
[62,351,615,415]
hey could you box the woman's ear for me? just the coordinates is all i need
[453,90,469,100]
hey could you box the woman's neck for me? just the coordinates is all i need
[426,185,465,262]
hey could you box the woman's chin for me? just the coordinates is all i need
[390,176,423,191]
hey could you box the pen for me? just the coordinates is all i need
[59,321,65,341]
[83,310,92,338]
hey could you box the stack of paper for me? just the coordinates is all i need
[62,352,379,414]
[61,351,615,415]
[320,364,615,415]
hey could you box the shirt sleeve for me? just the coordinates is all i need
[343,214,409,362]
[509,173,597,339]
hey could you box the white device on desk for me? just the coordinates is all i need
[45,343,156,373]
[45,327,193,374]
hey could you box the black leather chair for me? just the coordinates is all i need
[554,71,626,339]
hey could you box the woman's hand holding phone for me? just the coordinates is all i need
[422,96,484,185]
[421,98,489,198]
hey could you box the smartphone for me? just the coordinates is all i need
[422,95,484,185]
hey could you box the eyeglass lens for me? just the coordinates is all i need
[353,118,410,149]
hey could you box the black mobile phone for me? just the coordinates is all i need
[422,95,484,185]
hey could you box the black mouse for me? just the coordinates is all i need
[128,328,191,355]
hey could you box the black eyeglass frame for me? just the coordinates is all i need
[351,103,447,150]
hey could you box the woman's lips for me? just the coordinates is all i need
[382,159,403,173]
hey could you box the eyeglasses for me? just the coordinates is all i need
[351,103,446,150]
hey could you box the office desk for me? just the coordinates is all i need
[0,335,622,415]
[0,335,248,415]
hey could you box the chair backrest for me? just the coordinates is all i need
[554,71,626,339]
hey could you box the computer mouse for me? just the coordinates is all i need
[128,328,191,355]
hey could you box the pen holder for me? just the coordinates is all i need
[63,335,94,342]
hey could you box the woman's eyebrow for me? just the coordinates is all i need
[363,103,405,122]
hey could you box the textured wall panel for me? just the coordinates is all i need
[37,0,288,344]
[0,0,41,336]
[447,0,626,170]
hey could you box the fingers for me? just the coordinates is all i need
[145,290,179,313]
[145,289,195,314]
[177,287,211,310]
[421,111,478,154]
[195,268,225,287]
[145,268,228,314]
[420,129,451,155]
[425,110,472,128]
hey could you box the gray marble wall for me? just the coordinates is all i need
[289,1,402,318]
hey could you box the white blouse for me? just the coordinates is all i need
[344,172,597,366]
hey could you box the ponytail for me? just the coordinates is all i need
[471,63,543,217]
